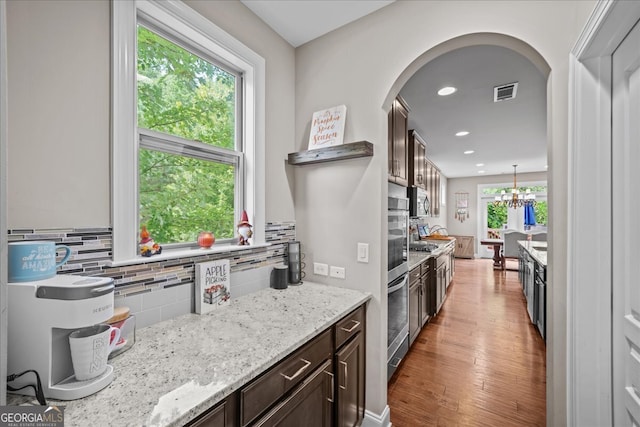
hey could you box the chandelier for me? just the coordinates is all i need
[493,164,536,208]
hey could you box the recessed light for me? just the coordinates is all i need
[438,86,457,96]
[478,170,486,174]
[545,165,548,168]
[464,150,474,154]
[476,163,484,167]
[456,131,470,137]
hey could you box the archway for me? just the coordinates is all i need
[383,31,553,423]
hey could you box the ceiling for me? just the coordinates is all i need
[240,0,395,47]
[400,45,547,179]
[242,1,548,179]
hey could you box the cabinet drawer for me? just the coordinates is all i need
[335,305,365,350]
[420,260,430,276]
[409,266,421,284]
[240,328,332,426]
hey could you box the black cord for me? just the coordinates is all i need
[7,370,47,406]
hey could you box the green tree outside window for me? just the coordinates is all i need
[137,25,238,244]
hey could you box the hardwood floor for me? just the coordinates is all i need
[388,258,546,426]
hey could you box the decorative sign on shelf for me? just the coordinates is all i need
[308,104,347,150]
[455,192,470,223]
[195,259,231,314]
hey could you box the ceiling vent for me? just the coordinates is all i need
[494,82,518,102]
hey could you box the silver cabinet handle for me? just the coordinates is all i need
[339,361,348,390]
[325,370,334,403]
[281,358,311,381]
[340,320,361,333]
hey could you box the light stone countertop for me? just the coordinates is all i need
[8,282,370,427]
[518,240,547,267]
[408,239,455,271]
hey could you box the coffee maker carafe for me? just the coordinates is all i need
[7,274,116,400]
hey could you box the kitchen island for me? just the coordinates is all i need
[518,240,547,340]
[8,282,370,426]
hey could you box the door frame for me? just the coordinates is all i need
[568,1,640,425]
[0,0,8,406]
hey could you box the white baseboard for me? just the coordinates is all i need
[362,405,391,427]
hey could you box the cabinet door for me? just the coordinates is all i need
[188,394,237,427]
[391,98,409,186]
[408,130,426,189]
[420,275,430,326]
[408,281,421,345]
[416,139,426,189]
[454,236,474,259]
[336,333,365,427]
[425,162,433,207]
[253,360,333,427]
[434,169,440,217]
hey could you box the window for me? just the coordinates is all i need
[112,0,265,263]
[137,24,242,245]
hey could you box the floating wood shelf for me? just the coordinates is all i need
[287,141,374,166]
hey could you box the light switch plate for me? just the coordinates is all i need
[330,266,346,279]
[314,262,329,276]
[357,243,369,263]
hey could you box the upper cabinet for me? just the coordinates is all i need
[426,159,441,217]
[388,96,409,186]
[408,130,427,190]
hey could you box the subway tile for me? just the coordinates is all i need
[135,307,162,329]
[161,298,192,322]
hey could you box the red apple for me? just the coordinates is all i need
[198,231,215,248]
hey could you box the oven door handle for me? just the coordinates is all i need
[388,275,409,294]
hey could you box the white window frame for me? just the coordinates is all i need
[112,0,265,264]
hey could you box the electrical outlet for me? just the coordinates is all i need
[314,262,329,276]
[357,243,369,263]
[330,266,346,279]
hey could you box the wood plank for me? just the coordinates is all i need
[287,141,373,165]
[388,258,546,426]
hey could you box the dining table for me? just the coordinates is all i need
[480,238,505,270]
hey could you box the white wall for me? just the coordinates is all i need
[5,0,296,228]
[294,0,594,423]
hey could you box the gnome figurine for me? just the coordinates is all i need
[237,210,253,246]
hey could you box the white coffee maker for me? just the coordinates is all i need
[7,274,116,400]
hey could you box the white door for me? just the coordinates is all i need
[613,17,640,426]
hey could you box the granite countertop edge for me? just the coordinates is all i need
[517,240,547,267]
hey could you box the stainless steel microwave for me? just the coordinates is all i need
[408,186,430,217]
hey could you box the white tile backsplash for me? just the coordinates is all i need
[113,267,272,329]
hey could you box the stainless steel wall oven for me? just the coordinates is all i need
[387,193,409,381]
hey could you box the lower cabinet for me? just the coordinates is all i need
[408,280,421,345]
[253,360,334,427]
[188,394,238,427]
[420,263,431,326]
[451,235,474,259]
[335,331,365,427]
[189,304,367,427]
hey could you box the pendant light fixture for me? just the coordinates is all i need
[493,164,536,208]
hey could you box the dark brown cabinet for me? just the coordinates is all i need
[187,394,238,427]
[425,159,441,217]
[408,130,427,189]
[420,265,431,326]
[193,304,367,427]
[240,329,333,426]
[388,96,409,186]
[253,360,334,427]
[409,260,432,346]
[408,279,421,345]
[335,331,365,427]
